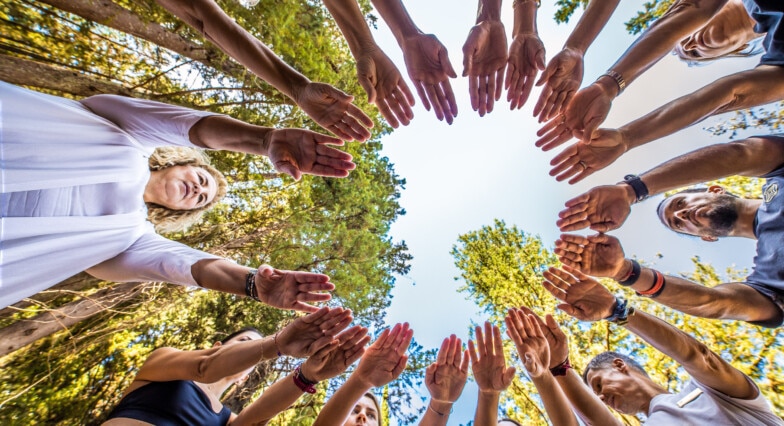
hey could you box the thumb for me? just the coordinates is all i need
[556,303,579,318]
[258,265,274,278]
[358,74,378,104]
[441,48,457,78]
[524,353,534,369]
[276,161,302,181]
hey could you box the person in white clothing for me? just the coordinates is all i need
[0,81,356,311]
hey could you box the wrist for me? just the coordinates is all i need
[549,356,572,376]
[613,258,633,282]
[476,4,502,22]
[562,43,586,55]
[293,363,318,394]
[620,174,650,203]
[594,75,620,99]
[428,399,453,417]
[287,75,312,106]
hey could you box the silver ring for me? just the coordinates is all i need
[578,161,587,170]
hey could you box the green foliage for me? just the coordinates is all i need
[0,0,419,424]
[552,0,673,35]
[452,220,784,424]
[708,102,784,139]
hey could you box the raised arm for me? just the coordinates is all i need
[231,325,370,426]
[371,0,458,123]
[542,266,758,400]
[313,323,414,426]
[419,335,470,426]
[469,322,515,426]
[536,0,728,147]
[322,0,415,128]
[134,307,348,385]
[155,0,373,141]
[534,0,621,121]
[505,308,579,426]
[555,136,784,231]
[505,0,545,111]
[462,0,508,116]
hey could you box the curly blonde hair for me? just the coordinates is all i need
[147,146,228,233]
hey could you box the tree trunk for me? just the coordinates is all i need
[37,0,249,81]
[0,273,100,319]
[0,281,152,357]
[0,55,141,97]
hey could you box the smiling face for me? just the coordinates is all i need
[343,395,380,426]
[658,187,739,241]
[145,165,218,211]
[674,0,758,62]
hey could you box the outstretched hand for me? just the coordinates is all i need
[514,307,569,370]
[556,184,635,232]
[533,47,582,122]
[468,322,515,393]
[506,33,545,111]
[462,20,508,116]
[266,129,355,180]
[425,334,470,404]
[505,308,549,378]
[294,82,374,142]
[276,307,353,358]
[354,323,414,388]
[542,266,616,322]
[302,325,371,382]
[255,265,335,313]
[548,129,627,184]
[400,33,458,124]
[555,233,627,279]
[356,46,416,128]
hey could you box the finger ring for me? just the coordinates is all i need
[578,161,587,170]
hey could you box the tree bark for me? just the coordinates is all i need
[0,273,100,318]
[0,55,141,97]
[37,0,249,81]
[0,281,152,357]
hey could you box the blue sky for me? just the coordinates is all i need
[355,0,768,424]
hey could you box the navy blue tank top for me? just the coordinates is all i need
[106,380,232,426]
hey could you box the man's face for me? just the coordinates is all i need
[659,189,739,240]
[586,366,648,415]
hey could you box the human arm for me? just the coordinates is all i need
[313,323,414,426]
[543,266,760,399]
[505,308,578,426]
[231,326,370,426]
[468,322,515,426]
[533,0,619,121]
[536,0,728,147]
[192,260,334,313]
[155,0,373,141]
[555,136,784,230]
[133,307,346,385]
[462,0,508,116]
[371,0,458,124]
[322,0,415,128]
[419,335,470,426]
[505,0,545,111]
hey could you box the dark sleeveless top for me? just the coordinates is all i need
[106,380,232,426]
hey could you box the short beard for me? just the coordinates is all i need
[705,195,739,237]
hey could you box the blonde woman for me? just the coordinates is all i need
[1,81,356,310]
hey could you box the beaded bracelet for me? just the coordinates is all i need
[245,269,260,301]
[550,357,572,377]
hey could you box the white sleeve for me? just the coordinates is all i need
[78,95,222,149]
[86,231,221,286]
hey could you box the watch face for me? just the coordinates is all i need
[624,174,637,181]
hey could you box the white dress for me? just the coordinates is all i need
[0,82,221,308]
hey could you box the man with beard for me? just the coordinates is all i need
[553,134,784,327]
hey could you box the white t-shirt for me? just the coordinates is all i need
[647,378,783,425]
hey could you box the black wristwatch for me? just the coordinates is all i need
[622,174,649,203]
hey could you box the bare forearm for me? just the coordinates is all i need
[323,0,378,56]
[625,269,779,323]
[637,138,784,195]
[563,0,620,53]
[189,115,272,154]
[370,0,422,44]
[531,374,578,426]
[477,0,502,23]
[156,0,309,100]
[473,391,500,426]
[608,0,726,88]
[622,66,784,149]
[512,0,537,36]
[232,372,302,426]
[556,370,620,426]
[313,375,370,426]
[418,400,453,426]
[192,258,249,297]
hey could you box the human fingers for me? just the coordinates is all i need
[391,354,409,378]
[553,161,583,183]
[468,74,480,112]
[517,67,536,110]
[345,102,375,130]
[494,66,504,102]
[358,71,378,105]
[491,324,503,357]
[391,87,415,124]
[533,82,553,118]
[296,282,336,295]
[475,325,487,358]
[556,233,588,249]
[556,303,581,318]
[467,339,478,365]
[426,363,437,384]
[425,84,445,122]
[372,327,392,349]
[504,313,522,346]
[536,113,561,136]
[437,336,450,364]
[561,264,590,282]
[527,314,545,339]
[567,167,593,184]
[445,334,459,366]
[315,143,353,162]
[413,80,431,111]
[502,366,516,386]
[548,149,580,177]
[333,116,370,143]
[441,79,458,122]
[320,311,353,336]
[535,122,572,151]
[549,267,580,285]
[554,248,582,265]
[376,97,400,129]
[478,75,489,116]
[544,314,566,342]
[556,214,590,233]
[460,348,470,373]
[544,90,571,122]
[294,291,332,304]
[397,326,414,354]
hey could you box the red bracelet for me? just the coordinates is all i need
[637,269,664,297]
[292,364,317,394]
[549,357,572,377]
